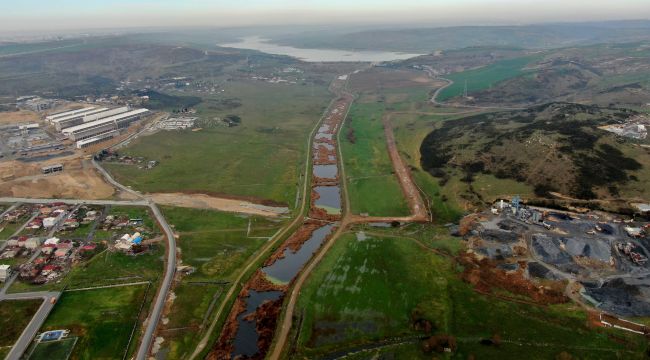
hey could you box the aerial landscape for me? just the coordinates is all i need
[2,1,650,359]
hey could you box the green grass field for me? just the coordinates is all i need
[341,102,410,216]
[156,206,283,359]
[437,56,540,101]
[29,338,77,360]
[105,80,331,208]
[293,228,648,358]
[40,285,147,360]
[0,299,42,351]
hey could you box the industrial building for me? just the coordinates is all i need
[45,106,96,122]
[0,264,10,282]
[49,107,108,131]
[42,164,63,174]
[75,130,119,149]
[62,108,149,142]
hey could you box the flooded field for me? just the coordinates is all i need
[233,290,283,357]
[314,186,342,210]
[313,164,338,179]
[211,91,353,359]
[263,224,336,283]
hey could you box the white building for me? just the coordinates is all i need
[0,265,10,282]
[62,108,149,141]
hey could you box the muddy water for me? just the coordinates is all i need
[315,133,333,141]
[313,164,338,179]
[233,290,283,358]
[314,186,341,210]
[262,224,335,283]
[314,142,335,151]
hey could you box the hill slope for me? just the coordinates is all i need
[420,103,650,202]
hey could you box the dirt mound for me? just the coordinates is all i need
[583,277,650,317]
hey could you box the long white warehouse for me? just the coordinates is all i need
[45,106,96,122]
[53,107,131,131]
[63,108,149,141]
[50,107,109,131]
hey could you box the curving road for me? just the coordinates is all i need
[0,194,175,360]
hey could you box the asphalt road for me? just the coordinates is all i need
[2,291,61,360]
[0,195,176,360]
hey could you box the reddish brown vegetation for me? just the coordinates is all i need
[421,334,457,353]
[254,297,284,358]
[208,291,248,360]
[459,253,568,304]
[249,270,287,292]
[263,221,323,267]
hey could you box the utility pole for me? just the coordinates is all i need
[463,80,468,98]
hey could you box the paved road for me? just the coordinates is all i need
[136,202,176,360]
[3,291,61,360]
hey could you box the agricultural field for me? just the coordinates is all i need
[105,79,332,209]
[341,102,409,216]
[292,227,648,359]
[437,55,540,101]
[0,299,42,358]
[155,206,284,359]
[38,285,148,360]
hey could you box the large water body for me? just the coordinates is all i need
[219,36,423,63]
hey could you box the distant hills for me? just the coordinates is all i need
[271,20,650,53]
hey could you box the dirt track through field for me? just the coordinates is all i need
[149,192,288,217]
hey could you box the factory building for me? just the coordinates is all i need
[75,130,119,149]
[42,164,64,174]
[0,264,10,282]
[62,108,149,141]
[49,107,109,131]
[45,106,96,122]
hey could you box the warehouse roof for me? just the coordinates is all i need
[62,108,149,135]
[45,106,96,121]
[50,107,109,124]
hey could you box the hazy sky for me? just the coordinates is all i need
[1,0,649,32]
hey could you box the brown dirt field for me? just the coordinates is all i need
[0,157,115,199]
[149,193,286,217]
[0,110,39,125]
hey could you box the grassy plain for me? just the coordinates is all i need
[293,228,648,359]
[40,285,147,360]
[0,299,42,354]
[106,80,332,208]
[156,206,283,359]
[437,56,540,101]
[341,101,409,217]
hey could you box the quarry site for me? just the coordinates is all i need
[463,197,650,324]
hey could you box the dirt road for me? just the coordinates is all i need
[150,192,289,217]
[381,113,429,222]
